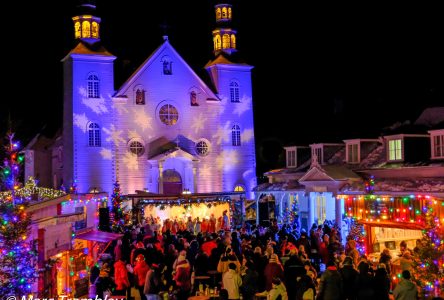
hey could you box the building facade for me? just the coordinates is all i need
[26,1,257,197]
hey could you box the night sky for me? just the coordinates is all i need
[2,1,443,178]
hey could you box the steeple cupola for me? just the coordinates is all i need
[212,3,237,55]
[72,0,101,44]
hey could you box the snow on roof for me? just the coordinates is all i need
[341,177,444,194]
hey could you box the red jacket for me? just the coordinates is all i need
[134,261,150,287]
[114,260,130,290]
[174,260,191,291]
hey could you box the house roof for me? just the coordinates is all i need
[253,181,305,192]
[204,52,250,68]
[76,229,123,243]
[63,41,114,59]
[147,135,196,159]
[341,177,444,195]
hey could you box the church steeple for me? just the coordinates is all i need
[212,2,237,56]
[72,0,101,44]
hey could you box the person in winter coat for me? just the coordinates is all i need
[134,254,150,300]
[173,250,191,300]
[295,274,316,300]
[114,259,130,295]
[339,256,358,300]
[268,277,288,300]
[223,263,242,300]
[218,247,241,274]
[393,270,418,300]
[316,261,342,300]
[264,254,285,292]
[240,259,258,300]
[144,263,162,300]
[373,264,391,300]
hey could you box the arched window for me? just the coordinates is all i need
[74,22,81,38]
[91,21,99,38]
[136,89,145,105]
[216,7,222,20]
[230,81,240,103]
[232,125,241,146]
[87,74,100,98]
[231,34,236,49]
[82,21,90,38]
[234,185,244,192]
[222,34,230,49]
[88,123,101,147]
[215,35,222,50]
[228,7,232,19]
[222,7,227,18]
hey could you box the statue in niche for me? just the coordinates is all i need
[136,89,145,105]
[190,91,199,106]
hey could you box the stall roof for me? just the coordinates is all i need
[76,230,123,243]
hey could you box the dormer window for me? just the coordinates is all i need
[312,146,323,164]
[285,147,296,168]
[431,130,444,159]
[347,143,359,163]
[388,139,402,161]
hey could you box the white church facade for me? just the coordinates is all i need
[25,1,257,197]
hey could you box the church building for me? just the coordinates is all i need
[25,1,257,197]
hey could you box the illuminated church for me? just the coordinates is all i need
[25,1,257,197]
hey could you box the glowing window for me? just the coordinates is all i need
[388,139,402,161]
[88,123,101,147]
[196,140,210,156]
[222,34,230,49]
[74,22,81,38]
[234,185,244,192]
[91,21,99,38]
[228,7,232,19]
[215,35,222,50]
[231,34,236,49]
[222,7,227,18]
[216,8,221,20]
[82,21,91,38]
[230,81,240,103]
[87,74,100,98]
[159,104,179,125]
[129,141,145,157]
[316,195,327,224]
[232,125,241,146]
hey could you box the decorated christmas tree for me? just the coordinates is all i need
[111,180,124,232]
[412,207,444,297]
[0,133,37,295]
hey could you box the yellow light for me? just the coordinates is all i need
[22,235,27,240]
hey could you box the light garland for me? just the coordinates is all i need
[0,177,66,201]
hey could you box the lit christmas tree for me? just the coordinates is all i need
[111,181,124,232]
[0,133,37,295]
[412,207,444,297]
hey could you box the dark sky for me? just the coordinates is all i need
[2,1,443,177]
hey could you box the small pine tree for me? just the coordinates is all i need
[412,208,444,296]
[111,181,124,232]
[0,134,37,295]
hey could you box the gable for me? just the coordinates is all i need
[299,166,335,182]
[115,40,218,100]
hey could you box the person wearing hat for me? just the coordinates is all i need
[264,254,284,291]
[339,256,358,300]
[173,250,191,300]
[134,254,150,300]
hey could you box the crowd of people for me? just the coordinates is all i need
[89,219,436,300]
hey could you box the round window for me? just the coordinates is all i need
[159,104,179,125]
[129,141,145,156]
[196,140,210,156]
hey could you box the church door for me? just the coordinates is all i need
[162,169,183,195]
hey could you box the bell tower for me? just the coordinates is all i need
[72,0,101,44]
[212,2,237,55]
